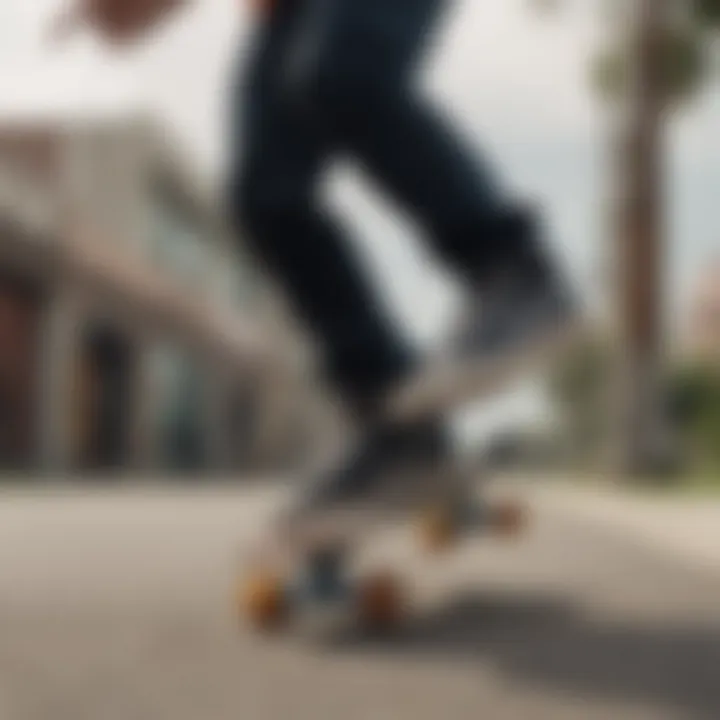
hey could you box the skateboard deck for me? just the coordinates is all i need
[237,482,527,636]
[243,456,475,571]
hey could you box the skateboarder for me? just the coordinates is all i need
[228,0,578,531]
[58,0,578,538]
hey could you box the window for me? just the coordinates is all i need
[148,189,208,290]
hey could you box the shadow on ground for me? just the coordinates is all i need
[329,590,720,720]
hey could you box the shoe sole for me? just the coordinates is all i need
[385,315,586,423]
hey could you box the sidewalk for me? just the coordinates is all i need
[524,479,720,576]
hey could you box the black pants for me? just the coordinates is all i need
[229,0,522,415]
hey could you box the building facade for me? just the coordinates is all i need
[685,259,720,361]
[0,114,313,475]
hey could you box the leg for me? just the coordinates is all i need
[286,0,580,417]
[288,0,537,280]
[228,2,414,417]
[230,2,456,548]
[229,6,457,532]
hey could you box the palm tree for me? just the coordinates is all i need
[534,0,719,477]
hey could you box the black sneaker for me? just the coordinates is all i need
[248,420,490,579]
[274,418,468,543]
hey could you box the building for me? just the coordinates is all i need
[0,113,312,475]
[685,259,720,361]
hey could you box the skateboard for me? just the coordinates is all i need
[235,318,577,636]
[236,481,528,637]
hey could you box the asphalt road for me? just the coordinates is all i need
[1,482,719,720]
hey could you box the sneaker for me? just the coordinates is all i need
[387,210,583,421]
[451,201,582,365]
[276,418,459,544]
[451,267,578,363]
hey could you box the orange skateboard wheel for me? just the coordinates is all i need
[238,570,289,631]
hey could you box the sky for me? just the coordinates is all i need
[2,0,719,437]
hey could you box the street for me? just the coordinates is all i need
[1,480,719,720]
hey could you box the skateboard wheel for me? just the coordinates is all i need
[416,506,458,552]
[490,500,527,537]
[356,571,404,632]
[238,570,289,631]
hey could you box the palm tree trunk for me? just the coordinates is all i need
[613,0,670,477]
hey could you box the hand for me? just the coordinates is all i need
[49,0,187,47]
[246,0,277,19]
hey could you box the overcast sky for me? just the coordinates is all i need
[2,0,719,434]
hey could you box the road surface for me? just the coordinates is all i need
[1,481,719,720]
